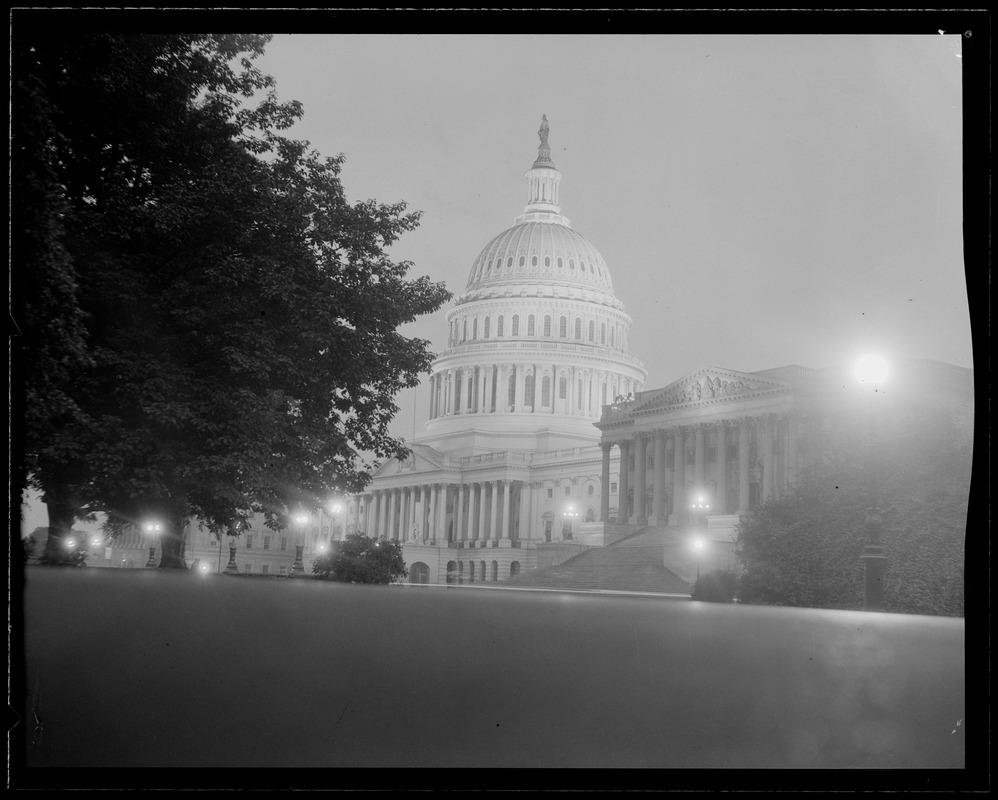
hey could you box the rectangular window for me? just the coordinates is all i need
[611,482,618,493]
[544,521,553,542]
[261,564,269,575]
[263,536,271,550]
[279,565,287,575]
[706,445,717,463]
[686,449,695,465]
[728,443,739,461]
[547,488,553,499]
[246,535,254,549]
[564,486,571,497]
[281,536,288,551]
[244,563,252,573]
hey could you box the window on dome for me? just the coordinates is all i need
[506,257,513,269]
[577,380,583,409]
[527,315,535,336]
[557,257,563,269]
[559,376,567,400]
[472,319,478,340]
[544,315,551,336]
[580,261,587,273]
[544,256,551,267]
[601,322,606,344]
[507,373,516,408]
[574,319,582,340]
[484,316,490,338]
[531,256,538,267]
[610,327,615,347]
[569,259,575,271]
[518,256,525,267]
[589,262,594,274]
[497,315,504,337]
[541,376,551,406]
[559,316,567,338]
[525,375,535,407]
[588,321,595,342]
[601,382,607,405]
[462,320,467,342]
[512,315,519,336]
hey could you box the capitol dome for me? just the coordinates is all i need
[466,221,614,295]
[423,115,646,452]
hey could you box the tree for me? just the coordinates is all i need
[736,410,970,616]
[311,533,408,584]
[12,31,451,566]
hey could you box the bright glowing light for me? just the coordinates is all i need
[144,522,163,534]
[329,502,343,514]
[854,354,889,385]
[692,538,705,551]
[698,496,704,503]
[65,538,77,549]
[318,543,327,553]
[199,562,210,573]
[294,514,309,525]
[90,536,102,547]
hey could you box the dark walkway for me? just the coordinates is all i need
[504,526,692,595]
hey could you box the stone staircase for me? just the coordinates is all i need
[503,527,692,596]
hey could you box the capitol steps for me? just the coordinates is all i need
[504,527,692,596]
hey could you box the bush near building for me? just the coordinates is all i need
[311,533,408,585]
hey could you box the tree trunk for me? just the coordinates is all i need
[157,511,188,569]
[42,483,78,564]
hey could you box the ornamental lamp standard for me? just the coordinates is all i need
[291,513,309,575]
[854,354,889,611]
[143,521,163,567]
[562,503,580,541]
[328,500,344,541]
[691,536,706,581]
[690,494,710,528]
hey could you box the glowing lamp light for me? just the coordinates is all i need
[854,354,889,386]
[329,502,343,514]
[692,538,705,552]
[90,536,102,547]
[65,538,77,549]
[198,562,210,573]
[144,522,163,534]
[294,514,309,526]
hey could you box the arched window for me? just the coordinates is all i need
[531,255,538,267]
[588,320,595,341]
[543,315,551,336]
[601,322,606,344]
[525,374,535,406]
[518,256,525,268]
[574,318,582,340]
[510,561,521,577]
[472,318,478,340]
[610,326,615,347]
[569,258,575,271]
[462,320,467,341]
[408,562,430,584]
[577,379,583,409]
[527,315,535,336]
[484,316,490,338]
[455,373,463,413]
[544,256,551,267]
[506,257,513,269]
[480,560,487,581]
[585,508,596,523]
[559,316,568,338]
[508,372,516,408]
[491,560,499,582]
[559,375,568,400]
[557,257,563,269]
[446,561,457,585]
[541,375,551,406]
[497,315,504,337]
[468,562,476,583]
[512,314,519,336]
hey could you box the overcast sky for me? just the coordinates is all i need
[20,25,976,534]
[248,32,970,441]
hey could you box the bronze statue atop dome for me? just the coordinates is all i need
[533,114,553,166]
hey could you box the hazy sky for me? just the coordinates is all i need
[249,32,970,440]
[20,27,975,534]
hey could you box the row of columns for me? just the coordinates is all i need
[601,414,803,525]
[429,363,638,419]
[359,480,536,547]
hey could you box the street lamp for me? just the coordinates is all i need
[562,503,580,541]
[690,494,710,528]
[855,354,889,611]
[329,501,343,541]
[692,536,706,581]
[291,513,309,575]
[143,521,163,568]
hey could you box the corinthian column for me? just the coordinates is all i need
[762,415,775,501]
[635,433,648,526]
[652,430,665,525]
[715,422,727,514]
[738,419,751,515]
[501,479,512,544]
[467,481,478,544]
[600,442,612,523]
[618,439,631,524]
[673,427,686,525]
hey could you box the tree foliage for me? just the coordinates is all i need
[736,409,971,616]
[12,30,450,566]
[311,533,408,584]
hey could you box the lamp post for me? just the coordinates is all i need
[690,494,710,528]
[143,521,163,567]
[855,354,889,611]
[562,503,580,541]
[329,501,343,541]
[692,536,706,581]
[291,513,309,575]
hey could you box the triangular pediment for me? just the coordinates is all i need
[371,442,449,478]
[630,367,791,414]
